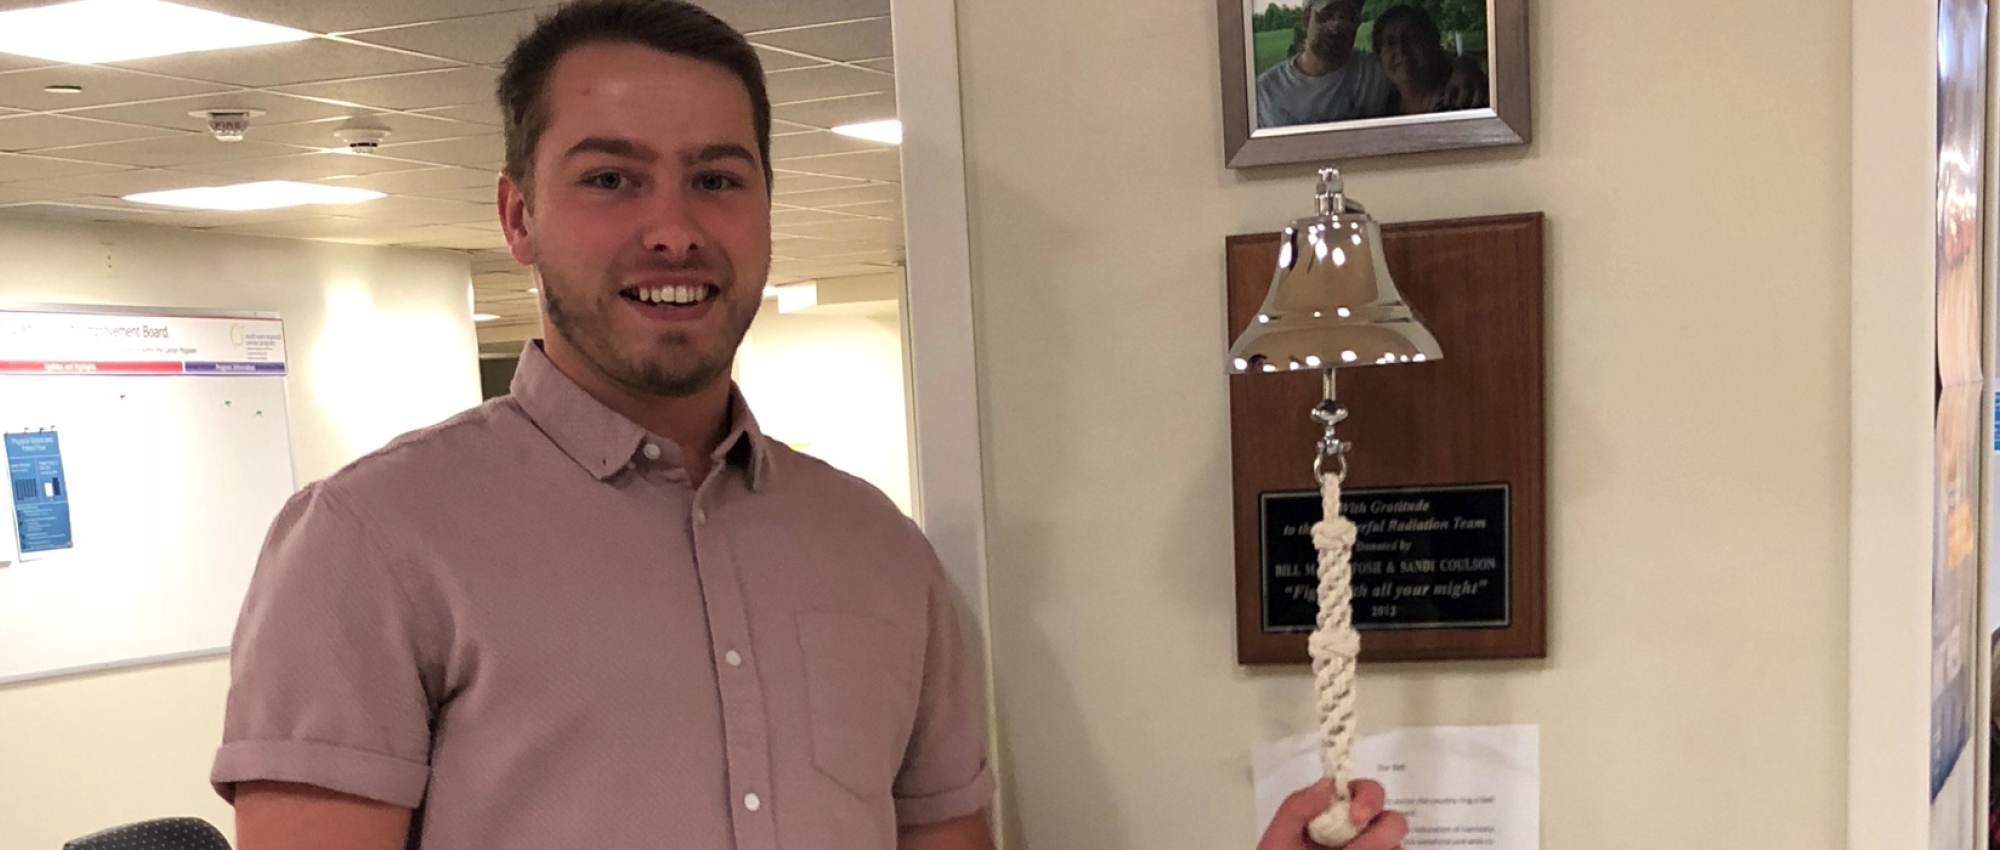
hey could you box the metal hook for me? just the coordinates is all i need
[1311,394,1349,483]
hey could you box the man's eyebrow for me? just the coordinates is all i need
[688,143,759,167]
[560,137,660,163]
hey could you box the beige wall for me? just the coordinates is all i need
[0,218,482,849]
[956,0,1850,848]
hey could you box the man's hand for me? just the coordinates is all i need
[1440,57,1491,110]
[1257,779,1407,850]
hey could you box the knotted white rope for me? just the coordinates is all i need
[1305,469,1362,848]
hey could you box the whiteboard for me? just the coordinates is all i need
[0,306,295,684]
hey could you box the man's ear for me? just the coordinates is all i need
[498,172,534,267]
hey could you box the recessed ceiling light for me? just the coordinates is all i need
[0,0,309,65]
[43,85,84,94]
[831,119,902,145]
[124,181,385,211]
[472,313,500,322]
[526,287,538,294]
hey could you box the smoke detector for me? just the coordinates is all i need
[332,120,392,154]
[192,108,263,142]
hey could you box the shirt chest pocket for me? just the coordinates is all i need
[798,611,918,800]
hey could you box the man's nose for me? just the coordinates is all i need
[640,190,702,258]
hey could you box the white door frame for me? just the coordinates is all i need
[1848,0,1951,845]
[890,3,1006,831]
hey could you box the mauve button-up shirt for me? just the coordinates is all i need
[211,342,994,849]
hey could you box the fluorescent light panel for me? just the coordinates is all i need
[831,120,902,145]
[0,0,310,64]
[125,181,385,211]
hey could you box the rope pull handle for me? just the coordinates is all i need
[1306,369,1362,847]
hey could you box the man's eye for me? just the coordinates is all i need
[585,172,628,190]
[697,173,742,192]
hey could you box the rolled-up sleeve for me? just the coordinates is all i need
[210,482,440,809]
[892,564,996,827]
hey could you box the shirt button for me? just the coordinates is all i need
[743,792,762,812]
[724,650,743,667]
[642,443,662,461]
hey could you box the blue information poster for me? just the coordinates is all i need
[6,431,73,555]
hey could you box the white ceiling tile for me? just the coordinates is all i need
[0,185,81,205]
[765,65,894,105]
[818,198,902,219]
[352,195,492,225]
[0,66,233,112]
[0,199,178,226]
[50,136,306,167]
[778,148,902,182]
[188,151,434,181]
[0,115,181,152]
[397,226,509,250]
[771,207,869,227]
[4,167,243,198]
[770,261,900,281]
[110,38,452,88]
[326,223,488,246]
[771,172,878,195]
[342,10,543,65]
[711,0,890,34]
[319,166,495,194]
[413,103,504,127]
[773,236,892,259]
[470,251,521,274]
[409,184,499,203]
[770,182,902,207]
[0,153,130,183]
[817,248,905,266]
[276,67,501,112]
[0,0,899,254]
[772,130,893,160]
[755,47,828,73]
[211,215,411,241]
[0,54,56,74]
[775,217,905,242]
[752,18,893,63]
[179,0,556,35]
[67,92,360,134]
[770,92,896,130]
[376,134,503,168]
[137,208,328,229]
[473,271,531,289]
[251,113,491,148]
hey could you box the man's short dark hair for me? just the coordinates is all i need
[498,0,773,197]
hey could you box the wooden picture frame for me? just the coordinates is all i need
[1218,0,1532,167]
[1227,213,1547,663]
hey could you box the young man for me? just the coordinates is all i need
[1255,0,1395,128]
[211,2,1408,849]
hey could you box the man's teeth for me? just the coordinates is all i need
[634,286,707,305]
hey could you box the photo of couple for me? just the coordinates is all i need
[1250,0,1490,129]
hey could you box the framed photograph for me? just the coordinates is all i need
[1217,0,1531,168]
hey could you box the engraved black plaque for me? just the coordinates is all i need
[1260,483,1510,633]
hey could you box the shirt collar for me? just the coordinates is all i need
[509,341,774,490]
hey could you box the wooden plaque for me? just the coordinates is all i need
[1229,213,1547,664]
